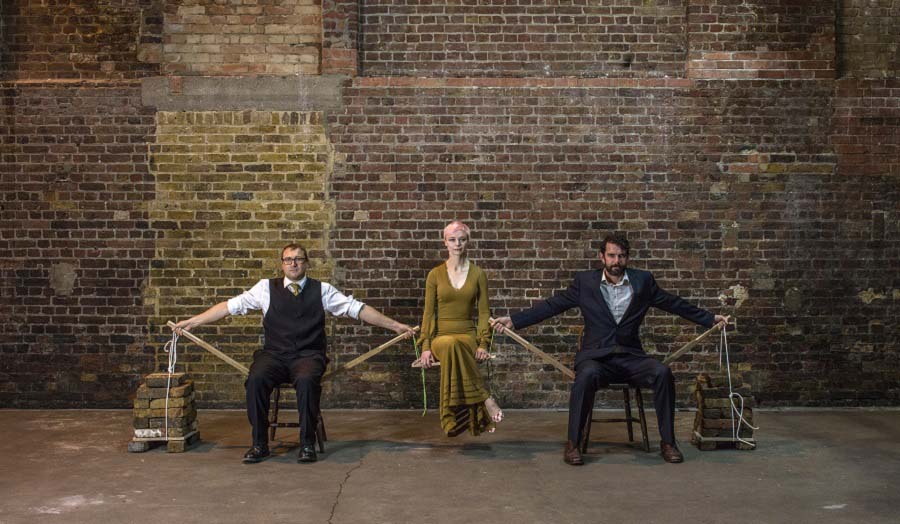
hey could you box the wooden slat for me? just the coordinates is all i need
[662,321,729,365]
[166,321,250,375]
[490,317,575,380]
[324,326,419,378]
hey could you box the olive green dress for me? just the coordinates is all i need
[419,262,493,436]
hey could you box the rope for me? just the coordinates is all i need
[485,328,498,396]
[162,330,179,440]
[716,324,758,447]
[411,336,427,416]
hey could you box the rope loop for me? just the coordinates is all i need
[161,330,180,439]
[411,336,427,416]
[717,324,759,447]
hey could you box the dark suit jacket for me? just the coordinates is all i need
[510,268,715,367]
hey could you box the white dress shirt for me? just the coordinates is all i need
[227,276,366,319]
[599,271,633,324]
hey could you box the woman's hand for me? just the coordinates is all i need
[475,348,490,361]
[417,350,435,368]
[491,317,513,333]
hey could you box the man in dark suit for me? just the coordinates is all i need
[492,233,728,465]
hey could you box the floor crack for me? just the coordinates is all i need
[327,455,365,524]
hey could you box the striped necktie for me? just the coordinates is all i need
[288,282,300,296]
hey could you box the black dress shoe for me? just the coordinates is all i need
[298,445,318,463]
[660,442,684,463]
[242,445,270,464]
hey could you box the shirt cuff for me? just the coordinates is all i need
[226,296,245,316]
[347,300,365,320]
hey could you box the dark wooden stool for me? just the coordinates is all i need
[268,384,327,453]
[581,383,651,453]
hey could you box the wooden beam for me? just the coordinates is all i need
[490,317,575,380]
[324,326,419,378]
[166,321,250,376]
[662,321,728,365]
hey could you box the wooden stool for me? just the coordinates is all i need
[581,383,651,453]
[268,384,327,453]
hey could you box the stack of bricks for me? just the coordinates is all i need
[691,373,756,451]
[128,372,200,453]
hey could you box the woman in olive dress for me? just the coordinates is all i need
[415,221,503,436]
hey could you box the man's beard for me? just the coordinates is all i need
[605,264,625,276]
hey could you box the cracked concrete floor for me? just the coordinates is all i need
[0,409,898,524]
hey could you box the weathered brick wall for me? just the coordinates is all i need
[686,0,835,79]
[1,0,898,409]
[324,77,900,408]
[322,0,360,75]
[360,0,687,77]
[837,0,900,78]
[150,0,322,75]
[147,110,335,405]
[0,0,158,80]
[0,83,157,406]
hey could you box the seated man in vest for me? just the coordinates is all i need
[172,243,415,463]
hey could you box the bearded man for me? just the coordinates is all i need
[492,233,728,466]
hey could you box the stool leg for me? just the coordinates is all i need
[316,414,327,453]
[269,386,281,443]
[635,387,650,452]
[623,387,634,442]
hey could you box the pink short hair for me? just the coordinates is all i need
[442,220,471,240]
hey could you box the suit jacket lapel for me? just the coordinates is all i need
[618,268,642,322]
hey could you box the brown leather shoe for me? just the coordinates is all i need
[564,440,584,466]
[660,442,684,463]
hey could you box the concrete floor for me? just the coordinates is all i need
[0,409,898,524]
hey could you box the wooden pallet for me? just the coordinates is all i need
[692,430,756,451]
[128,430,200,453]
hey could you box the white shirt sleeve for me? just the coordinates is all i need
[227,279,269,316]
[321,282,366,319]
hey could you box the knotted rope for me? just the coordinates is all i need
[411,336,428,416]
[161,330,180,439]
[717,324,758,447]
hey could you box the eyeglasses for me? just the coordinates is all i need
[281,257,307,265]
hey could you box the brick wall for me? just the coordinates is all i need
[0,83,156,406]
[361,0,687,77]
[322,0,359,75]
[686,0,835,79]
[323,77,900,408]
[1,0,898,409]
[0,0,158,81]
[838,0,900,78]
[154,0,322,75]
[147,110,336,405]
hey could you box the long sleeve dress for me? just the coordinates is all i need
[419,262,493,436]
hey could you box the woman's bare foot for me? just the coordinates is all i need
[485,397,503,429]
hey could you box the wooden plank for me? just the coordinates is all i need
[132,430,199,443]
[662,321,729,365]
[323,326,419,378]
[166,321,251,375]
[490,317,575,380]
[692,431,755,443]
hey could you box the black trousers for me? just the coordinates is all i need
[568,353,677,445]
[245,350,326,447]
